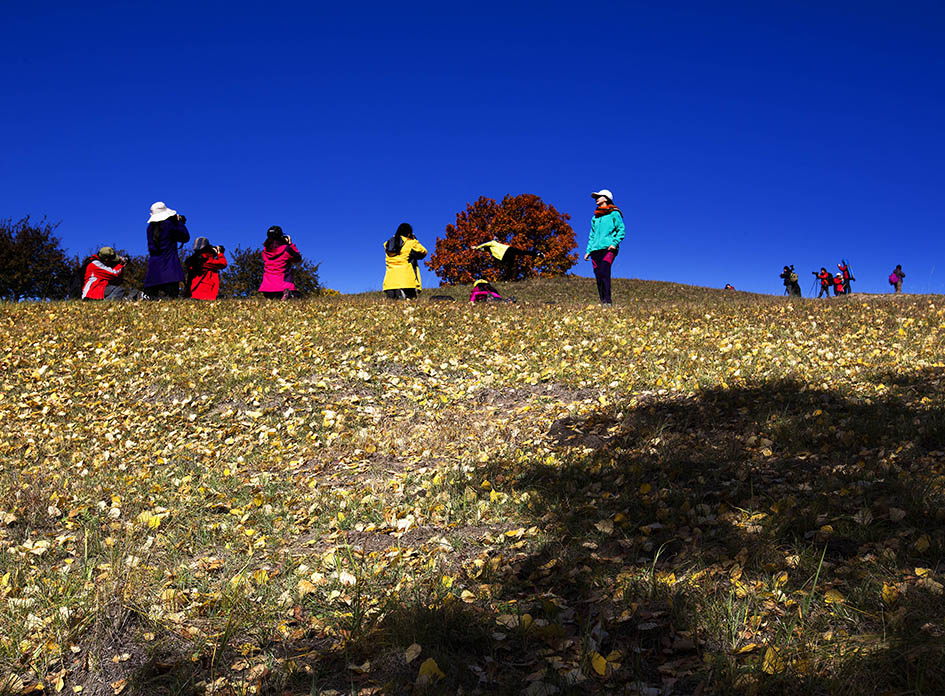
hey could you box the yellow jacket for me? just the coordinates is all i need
[474,240,510,261]
[383,238,427,291]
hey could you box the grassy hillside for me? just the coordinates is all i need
[1,277,944,695]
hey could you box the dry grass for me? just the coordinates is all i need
[0,276,943,694]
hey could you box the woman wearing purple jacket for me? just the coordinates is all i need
[143,201,190,298]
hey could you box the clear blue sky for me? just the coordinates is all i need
[3,1,943,295]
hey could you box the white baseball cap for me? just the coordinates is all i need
[591,189,614,202]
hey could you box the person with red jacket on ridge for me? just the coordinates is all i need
[832,273,845,296]
[184,237,228,300]
[838,261,854,294]
[814,267,831,298]
[81,247,126,300]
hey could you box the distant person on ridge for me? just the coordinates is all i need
[584,188,625,305]
[143,201,190,299]
[780,265,801,297]
[838,261,854,294]
[832,273,845,296]
[814,267,831,298]
[889,264,906,293]
[383,223,426,299]
[81,247,126,300]
[259,226,302,299]
[184,237,228,300]
[473,240,542,281]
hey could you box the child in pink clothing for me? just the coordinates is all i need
[469,280,515,303]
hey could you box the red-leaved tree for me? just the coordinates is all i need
[426,194,577,284]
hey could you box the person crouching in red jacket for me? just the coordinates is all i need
[184,237,228,300]
[81,247,126,300]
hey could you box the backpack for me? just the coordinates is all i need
[888,272,898,285]
[384,235,404,256]
[70,257,97,298]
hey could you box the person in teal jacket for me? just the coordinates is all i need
[584,188,625,304]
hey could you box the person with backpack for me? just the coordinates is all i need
[838,261,854,294]
[383,223,426,299]
[473,240,543,281]
[585,188,625,305]
[143,201,190,298]
[259,226,302,299]
[889,265,906,293]
[813,267,831,298]
[780,265,801,297]
[184,237,228,300]
[80,247,126,300]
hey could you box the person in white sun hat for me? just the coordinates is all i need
[143,201,190,298]
[585,189,625,304]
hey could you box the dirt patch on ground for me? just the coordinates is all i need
[58,602,156,696]
[474,382,597,410]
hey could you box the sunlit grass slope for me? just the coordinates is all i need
[1,278,943,695]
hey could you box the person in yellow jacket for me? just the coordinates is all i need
[383,223,427,299]
[473,239,542,281]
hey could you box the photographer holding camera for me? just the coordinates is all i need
[184,237,228,300]
[813,267,831,298]
[80,246,127,300]
[143,201,190,298]
[780,264,801,297]
[383,222,426,299]
[258,225,302,299]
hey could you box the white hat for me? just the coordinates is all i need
[148,201,177,223]
[591,189,614,202]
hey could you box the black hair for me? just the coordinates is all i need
[264,227,287,252]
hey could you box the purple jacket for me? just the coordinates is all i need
[259,242,302,292]
[144,219,190,287]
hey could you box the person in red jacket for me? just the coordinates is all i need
[837,261,854,294]
[81,247,126,300]
[814,267,831,298]
[184,237,228,300]
[832,273,845,296]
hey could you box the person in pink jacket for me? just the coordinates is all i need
[258,226,302,299]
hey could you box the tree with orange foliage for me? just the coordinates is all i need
[426,194,577,284]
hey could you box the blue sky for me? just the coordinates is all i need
[2,1,943,295]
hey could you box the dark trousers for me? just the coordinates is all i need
[500,248,538,281]
[103,284,126,300]
[590,249,617,304]
[385,289,417,299]
[144,282,180,299]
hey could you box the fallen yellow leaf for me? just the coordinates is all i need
[405,643,421,664]
[762,646,785,674]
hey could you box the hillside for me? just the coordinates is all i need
[1,278,943,695]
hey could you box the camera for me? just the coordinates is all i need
[215,245,225,255]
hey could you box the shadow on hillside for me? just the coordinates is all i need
[114,370,945,694]
[270,370,945,694]
[477,369,945,694]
